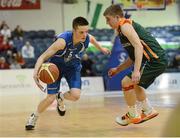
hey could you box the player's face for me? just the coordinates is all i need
[73,25,89,42]
[105,15,119,29]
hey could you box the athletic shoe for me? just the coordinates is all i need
[116,112,142,126]
[56,92,66,116]
[25,113,38,130]
[138,109,159,123]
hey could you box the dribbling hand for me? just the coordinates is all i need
[33,71,45,92]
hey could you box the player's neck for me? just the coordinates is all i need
[73,35,80,46]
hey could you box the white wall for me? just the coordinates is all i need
[130,3,180,27]
[89,1,179,28]
[0,0,179,34]
[0,0,63,33]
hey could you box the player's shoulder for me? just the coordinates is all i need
[119,18,133,27]
[56,31,72,38]
[56,31,72,43]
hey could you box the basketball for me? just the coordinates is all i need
[38,63,59,84]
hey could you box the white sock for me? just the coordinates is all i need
[128,105,139,117]
[140,98,153,112]
[60,92,64,99]
[34,110,39,117]
[57,91,64,99]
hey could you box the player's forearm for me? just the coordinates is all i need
[93,42,103,51]
[34,56,45,73]
[117,57,133,72]
[134,46,143,72]
[89,35,103,51]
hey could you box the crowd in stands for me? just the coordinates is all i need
[0,20,55,70]
[0,21,25,69]
[0,20,180,75]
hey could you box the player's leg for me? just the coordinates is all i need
[134,85,158,123]
[56,88,81,116]
[116,76,141,126]
[25,78,61,130]
[37,94,56,113]
[134,58,167,123]
[25,94,57,130]
[134,74,162,122]
[56,67,81,116]
[63,88,81,101]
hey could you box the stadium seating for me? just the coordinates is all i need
[11,25,180,74]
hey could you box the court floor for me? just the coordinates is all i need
[0,90,180,137]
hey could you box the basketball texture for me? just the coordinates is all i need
[38,63,59,84]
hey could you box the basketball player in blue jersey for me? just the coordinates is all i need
[25,16,111,130]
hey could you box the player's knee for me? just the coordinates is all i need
[122,85,134,91]
[122,77,132,86]
[70,88,81,101]
[122,77,134,91]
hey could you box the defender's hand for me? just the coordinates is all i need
[108,67,118,78]
[131,70,141,84]
[101,47,111,55]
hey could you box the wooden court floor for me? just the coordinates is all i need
[0,91,180,137]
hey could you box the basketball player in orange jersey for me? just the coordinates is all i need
[25,16,110,130]
[103,4,167,126]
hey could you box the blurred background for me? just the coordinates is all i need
[0,0,179,91]
[0,0,180,137]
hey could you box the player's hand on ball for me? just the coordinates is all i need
[108,67,118,77]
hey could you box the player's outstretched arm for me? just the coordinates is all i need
[89,34,111,55]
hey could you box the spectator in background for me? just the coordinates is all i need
[21,41,35,58]
[13,25,24,40]
[5,49,13,64]
[81,53,95,76]
[10,57,22,69]
[0,56,9,69]
[0,24,11,40]
[0,37,12,52]
[8,40,17,53]
[0,20,8,30]
[14,51,25,68]
[0,34,3,44]
[173,54,180,70]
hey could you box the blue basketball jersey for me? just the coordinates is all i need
[50,31,90,66]
[47,31,90,94]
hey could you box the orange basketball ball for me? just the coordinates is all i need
[38,63,59,84]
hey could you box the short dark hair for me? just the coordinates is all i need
[72,16,89,29]
[103,4,124,17]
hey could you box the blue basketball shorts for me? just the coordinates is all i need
[46,61,82,94]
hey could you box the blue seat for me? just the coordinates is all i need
[37,30,46,38]
[46,30,55,38]
[13,39,24,51]
[28,31,38,39]
[24,58,36,68]
[33,38,43,44]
